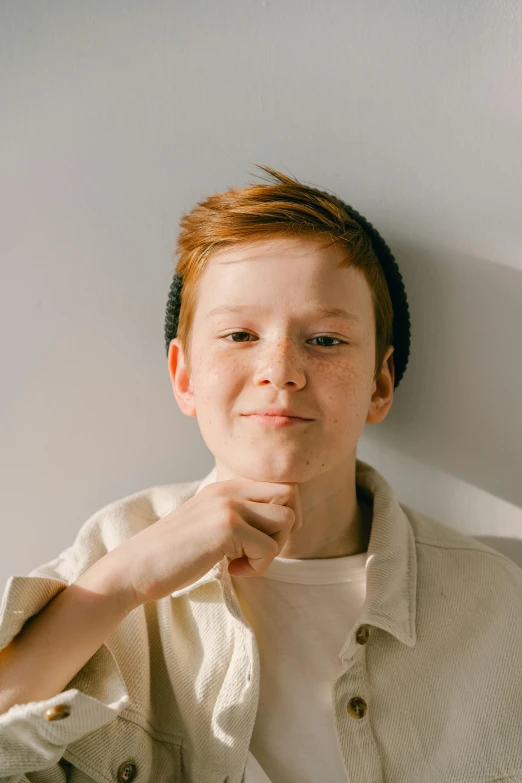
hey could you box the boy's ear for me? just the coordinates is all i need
[168,338,196,417]
[366,345,395,425]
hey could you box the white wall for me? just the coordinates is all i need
[1,0,521,587]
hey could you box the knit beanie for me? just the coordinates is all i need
[164,193,411,390]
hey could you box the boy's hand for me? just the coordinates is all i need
[105,478,302,610]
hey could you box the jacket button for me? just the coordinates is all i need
[347,697,367,719]
[117,762,137,782]
[43,704,71,721]
[355,625,370,644]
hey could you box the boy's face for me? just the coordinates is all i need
[168,236,394,483]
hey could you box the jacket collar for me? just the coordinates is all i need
[171,459,417,649]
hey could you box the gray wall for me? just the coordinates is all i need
[1,0,521,586]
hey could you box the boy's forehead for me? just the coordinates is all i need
[199,239,369,304]
[193,245,373,336]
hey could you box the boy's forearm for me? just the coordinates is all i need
[0,553,135,715]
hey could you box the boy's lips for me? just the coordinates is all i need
[243,408,313,419]
[242,413,313,427]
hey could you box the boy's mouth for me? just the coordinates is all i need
[242,414,311,427]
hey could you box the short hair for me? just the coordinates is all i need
[165,164,411,389]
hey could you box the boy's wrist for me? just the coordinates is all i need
[74,552,139,617]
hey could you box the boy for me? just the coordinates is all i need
[0,166,520,783]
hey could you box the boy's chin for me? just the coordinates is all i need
[219,459,318,484]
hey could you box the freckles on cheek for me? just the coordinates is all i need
[324,363,364,396]
[194,355,243,406]
[209,352,245,380]
[320,365,369,433]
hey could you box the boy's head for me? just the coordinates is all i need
[165,165,410,483]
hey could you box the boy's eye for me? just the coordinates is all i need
[310,335,344,347]
[223,332,252,343]
[222,332,345,347]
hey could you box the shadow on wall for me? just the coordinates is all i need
[374,241,522,511]
[474,537,522,571]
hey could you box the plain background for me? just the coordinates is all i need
[1,0,521,588]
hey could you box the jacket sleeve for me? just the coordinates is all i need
[0,544,130,780]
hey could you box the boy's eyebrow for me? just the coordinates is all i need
[205,304,361,323]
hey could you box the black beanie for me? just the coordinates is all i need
[164,193,411,390]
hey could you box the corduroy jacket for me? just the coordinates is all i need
[1,458,522,783]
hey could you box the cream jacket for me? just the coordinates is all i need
[1,459,521,783]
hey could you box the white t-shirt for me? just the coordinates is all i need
[232,547,369,783]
